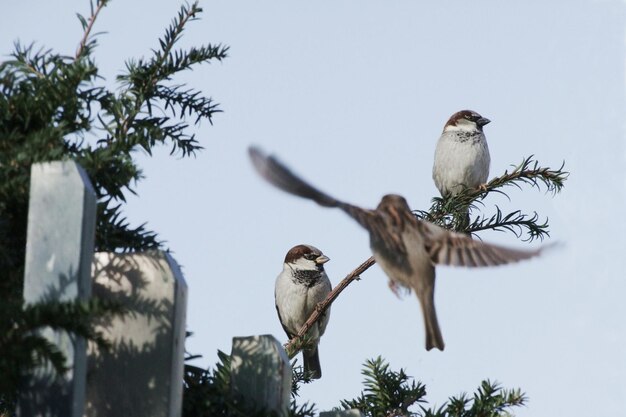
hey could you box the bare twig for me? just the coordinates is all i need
[284,256,376,357]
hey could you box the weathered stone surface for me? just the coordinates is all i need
[230,335,292,416]
[85,251,188,417]
[19,161,96,417]
[320,410,365,417]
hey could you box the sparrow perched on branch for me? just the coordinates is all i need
[275,244,331,379]
[433,110,491,197]
[250,147,542,351]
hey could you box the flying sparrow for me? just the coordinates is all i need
[433,110,491,197]
[275,244,332,379]
[250,147,542,351]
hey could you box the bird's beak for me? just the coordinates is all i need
[477,117,491,127]
[315,255,330,265]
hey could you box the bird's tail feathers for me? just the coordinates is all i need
[419,294,445,351]
[302,346,322,379]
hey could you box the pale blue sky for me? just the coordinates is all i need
[2,1,625,415]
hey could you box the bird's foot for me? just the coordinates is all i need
[388,280,403,299]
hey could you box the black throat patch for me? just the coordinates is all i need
[455,131,482,144]
[293,269,323,287]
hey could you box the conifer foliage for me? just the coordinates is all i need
[340,357,526,417]
[0,1,226,412]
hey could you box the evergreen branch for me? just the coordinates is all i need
[289,401,316,417]
[155,84,222,124]
[19,335,69,374]
[468,208,549,242]
[290,361,315,398]
[75,0,109,59]
[340,357,426,416]
[340,360,526,417]
[108,1,225,153]
[117,2,227,93]
[461,155,568,205]
[155,45,229,81]
[416,155,568,240]
[284,256,376,357]
[95,204,161,252]
[115,1,203,139]
[158,1,203,65]
[3,43,51,79]
[10,299,125,346]
[429,380,526,417]
[0,298,125,383]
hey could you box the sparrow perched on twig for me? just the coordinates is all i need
[433,110,491,197]
[275,244,331,379]
[250,147,542,351]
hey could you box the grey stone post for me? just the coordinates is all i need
[85,251,187,417]
[320,411,365,417]
[19,161,96,417]
[230,335,292,416]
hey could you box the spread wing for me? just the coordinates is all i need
[249,146,409,266]
[418,221,541,267]
[249,146,342,208]
[249,146,384,234]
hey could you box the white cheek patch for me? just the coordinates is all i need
[444,120,478,133]
[292,257,319,271]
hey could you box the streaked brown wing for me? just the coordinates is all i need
[249,146,409,269]
[249,146,381,236]
[342,204,410,270]
[249,147,341,208]
[418,221,541,267]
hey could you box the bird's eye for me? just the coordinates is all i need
[304,254,316,260]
